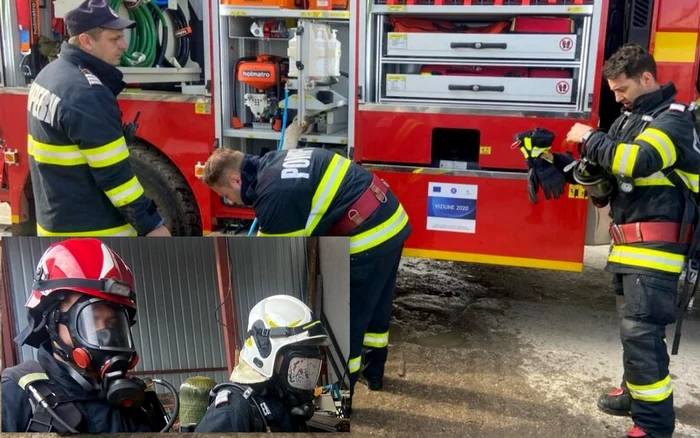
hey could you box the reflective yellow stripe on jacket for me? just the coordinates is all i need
[611,127,677,176]
[82,136,130,168]
[28,135,87,166]
[37,222,138,237]
[608,245,686,274]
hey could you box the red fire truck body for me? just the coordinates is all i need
[0,0,698,272]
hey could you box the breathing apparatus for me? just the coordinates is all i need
[15,238,179,432]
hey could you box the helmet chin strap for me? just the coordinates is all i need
[55,359,103,395]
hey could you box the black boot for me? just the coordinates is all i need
[598,386,631,416]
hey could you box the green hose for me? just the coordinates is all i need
[110,0,160,67]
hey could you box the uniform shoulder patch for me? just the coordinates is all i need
[215,389,231,407]
[669,103,686,112]
[80,68,103,87]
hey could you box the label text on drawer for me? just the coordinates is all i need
[387,33,408,50]
[386,75,407,92]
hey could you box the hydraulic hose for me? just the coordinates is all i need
[110,0,158,67]
[247,87,291,236]
[152,378,180,433]
[164,5,190,68]
[149,3,168,67]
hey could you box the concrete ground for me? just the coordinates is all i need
[1,202,698,437]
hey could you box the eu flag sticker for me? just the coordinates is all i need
[427,182,477,234]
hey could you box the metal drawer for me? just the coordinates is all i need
[385,74,574,104]
[386,32,578,60]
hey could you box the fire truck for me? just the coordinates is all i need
[0,0,698,272]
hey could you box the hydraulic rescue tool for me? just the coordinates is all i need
[18,0,48,82]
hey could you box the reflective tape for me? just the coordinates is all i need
[305,155,351,235]
[105,176,144,208]
[18,372,49,390]
[608,245,686,273]
[350,204,409,254]
[363,331,389,348]
[349,356,362,374]
[82,136,130,168]
[627,375,673,403]
[28,135,87,166]
[37,222,137,237]
[635,128,676,168]
[634,171,673,187]
[611,143,639,176]
[674,169,700,193]
[257,229,306,237]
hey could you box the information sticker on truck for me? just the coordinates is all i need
[386,75,406,92]
[387,33,408,50]
[426,182,477,234]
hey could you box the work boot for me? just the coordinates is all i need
[598,387,631,416]
[359,376,383,391]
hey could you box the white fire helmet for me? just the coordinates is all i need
[237,295,330,382]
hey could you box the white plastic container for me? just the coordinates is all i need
[327,29,341,77]
[287,30,298,78]
[310,28,327,79]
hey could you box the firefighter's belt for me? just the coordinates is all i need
[609,222,693,245]
[328,174,388,235]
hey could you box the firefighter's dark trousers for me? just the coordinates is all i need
[348,242,404,390]
[613,273,678,438]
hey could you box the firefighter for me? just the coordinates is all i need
[525,43,698,438]
[202,141,412,395]
[26,0,170,237]
[195,295,332,432]
[2,238,170,433]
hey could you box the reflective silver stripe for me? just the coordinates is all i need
[636,128,676,168]
[608,246,685,273]
[349,356,361,374]
[349,206,408,254]
[612,143,639,176]
[363,332,389,348]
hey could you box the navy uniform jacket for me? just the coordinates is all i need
[26,41,163,236]
[240,147,412,257]
[1,346,152,433]
[584,83,700,278]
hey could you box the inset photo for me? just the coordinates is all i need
[1,236,350,433]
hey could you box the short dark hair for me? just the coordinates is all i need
[203,148,245,187]
[602,43,657,81]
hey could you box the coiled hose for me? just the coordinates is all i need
[247,87,291,236]
[110,0,159,67]
[164,5,190,68]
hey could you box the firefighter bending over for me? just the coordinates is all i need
[2,239,171,433]
[202,144,412,399]
[195,295,331,432]
[26,0,169,237]
[522,44,698,438]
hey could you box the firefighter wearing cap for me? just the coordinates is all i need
[202,146,411,395]
[524,44,699,438]
[26,0,170,237]
[195,295,333,432]
[1,238,168,433]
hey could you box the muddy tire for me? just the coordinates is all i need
[128,142,203,236]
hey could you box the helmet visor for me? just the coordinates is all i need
[76,301,134,350]
[287,356,323,391]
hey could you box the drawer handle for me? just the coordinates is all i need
[448,84,505,92]
[450,42,508,50]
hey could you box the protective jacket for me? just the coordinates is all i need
[194,383,301,432]
[27,42,163,237]
[241,147,412,255]
[583,82,700,278]
[1,346,152,433]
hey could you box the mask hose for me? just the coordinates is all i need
[151,379,180,433]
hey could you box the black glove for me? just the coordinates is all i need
[515,127,556,153]
[527,156,567,204]
[550,151,578,185]
[122,111,141,144]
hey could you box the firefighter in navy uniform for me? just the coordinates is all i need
[26,0,170,237]
[195,295,332,432]
[2,239,170,433]
[523,44,699,438]
[202,143,411,395]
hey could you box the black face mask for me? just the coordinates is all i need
[273,346,324,421]
[48,297,145,408]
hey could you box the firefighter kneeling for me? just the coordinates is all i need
[519,43,700,438]
[195,295,331,432]
[1,238,173,433]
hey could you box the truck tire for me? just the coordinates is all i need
[128,142,203,236]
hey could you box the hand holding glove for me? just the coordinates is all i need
[515,128,568,204]
[282,116,313,150]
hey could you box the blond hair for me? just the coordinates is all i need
[203,148,245,187]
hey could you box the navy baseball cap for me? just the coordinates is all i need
[64,0,136,37]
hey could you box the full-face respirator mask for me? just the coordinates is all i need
[273,345,324,420]
[46,293,145,409]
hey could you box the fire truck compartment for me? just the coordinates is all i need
[385,32,579,60]
[384,72,575,103]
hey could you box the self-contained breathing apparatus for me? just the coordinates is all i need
[9,238,180,433]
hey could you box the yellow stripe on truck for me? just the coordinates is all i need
[653,32,698,63]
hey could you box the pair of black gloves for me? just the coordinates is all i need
[515,128,576,204]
